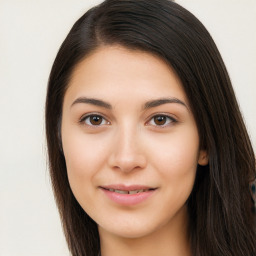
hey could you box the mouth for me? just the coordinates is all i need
[101,187,155,194]
[99,185,157,206]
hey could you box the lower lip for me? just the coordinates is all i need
[100,188,156,206]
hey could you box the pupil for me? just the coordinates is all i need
[154,116,166,125]
[90,116,102,125]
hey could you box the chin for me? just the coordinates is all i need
[98,220,163,240]
[114,229,152,239]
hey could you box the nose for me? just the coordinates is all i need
[108,125,147,173]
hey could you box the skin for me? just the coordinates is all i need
[61,45,208,256]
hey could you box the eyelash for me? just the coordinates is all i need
[79,113,110,127]
[147,114,177,128]
[79,113,177,128]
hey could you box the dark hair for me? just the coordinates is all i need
[45,0,256,255]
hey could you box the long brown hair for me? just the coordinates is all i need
[45,0,256,255]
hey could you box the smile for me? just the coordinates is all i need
[100,185,157,206]
[105,188,152,194]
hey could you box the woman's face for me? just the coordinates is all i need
[61,45,208,239]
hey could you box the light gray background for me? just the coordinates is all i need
[0,0,255,255]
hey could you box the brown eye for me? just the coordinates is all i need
[154,116,167,125]
[81,115,109,126]
[90,115,103,125]
[147,115,177,127]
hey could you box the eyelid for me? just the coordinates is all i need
[145,113,178,127]
[78,112,177,128]
[79,112,111,126]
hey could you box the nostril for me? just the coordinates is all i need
[109,154,147,173]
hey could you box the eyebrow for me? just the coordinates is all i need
[71,97,112,109]
[71,97,188,110]
[143,97,188,110]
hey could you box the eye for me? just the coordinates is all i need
[80,114,110,126]
[147,115,177,127]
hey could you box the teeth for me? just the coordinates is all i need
[108,189,149,194]
[129,190,138,194]
[115,189,129,194]
[129,189,144,194]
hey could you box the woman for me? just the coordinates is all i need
[45,0,256,255]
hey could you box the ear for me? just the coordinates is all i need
[198,149,209,166]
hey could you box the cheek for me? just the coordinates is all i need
[153,125,199,169]
[62,130,109,196]
[149,133,198,220]
[62,135,108,215]
[149,127,199,192]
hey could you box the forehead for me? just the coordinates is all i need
[64,45,188,106]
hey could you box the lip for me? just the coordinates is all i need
[99,184,157,206]
[101,184,153,191]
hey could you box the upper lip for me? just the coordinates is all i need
[100,184,156,191]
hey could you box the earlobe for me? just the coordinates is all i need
[198,150,209,166]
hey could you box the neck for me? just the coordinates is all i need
[99,206,191,256]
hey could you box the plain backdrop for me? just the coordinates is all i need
[0,0,255,255]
